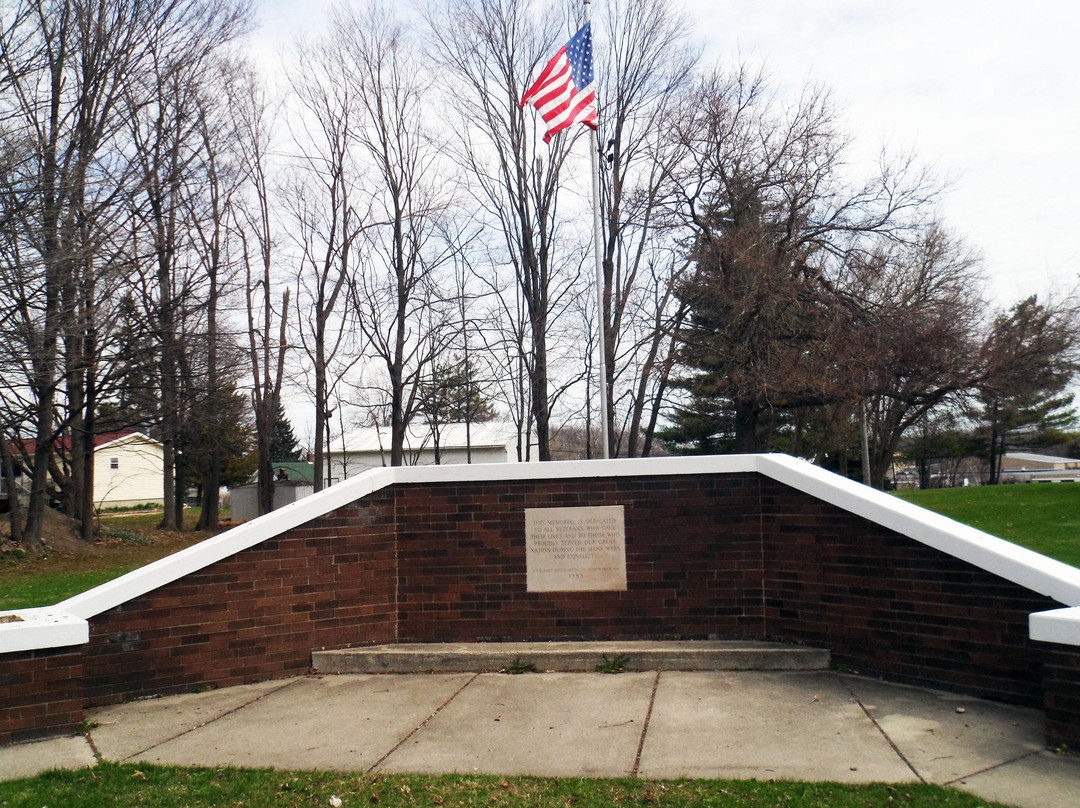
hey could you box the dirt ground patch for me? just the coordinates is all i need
[0,509,225,582]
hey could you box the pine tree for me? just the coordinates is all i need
[420,357,497,426]
[269,400,303,462]
[977,296,1079,483]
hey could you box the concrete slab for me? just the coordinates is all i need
[6,669,1073,807]
[956,750,1080,808]
[377,672,653,777]
[314,641,829,674]
[844,675,1046,785]
[0,735,95,782]
[637,671,917,783]
[121,674,472,772]
[89,678,301,761]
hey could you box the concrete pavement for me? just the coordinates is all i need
[3,670,1080,807]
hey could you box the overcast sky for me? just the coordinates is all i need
[255,0,1080,309]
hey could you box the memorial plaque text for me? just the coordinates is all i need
[525,506,626,592]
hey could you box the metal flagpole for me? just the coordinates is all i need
[585,0,610,459]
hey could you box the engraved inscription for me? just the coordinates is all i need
[525,506,626,592]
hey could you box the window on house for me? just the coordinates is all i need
[110,457,119,470]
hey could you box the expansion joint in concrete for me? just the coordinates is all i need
[631,671,661,777]
[98,678,304,763]
[844,676,925,784]
[939,750,1044,788]
[367,672,480,773]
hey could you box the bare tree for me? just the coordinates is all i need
[284,27,366,490]
[0,0,154,548]
[593,0,697,456]
[335,1,455,467]
[189,59,248,529]
[230,62,289,516]
[426,0,585,461]
[847,226,985,488]
[127,0,251,529]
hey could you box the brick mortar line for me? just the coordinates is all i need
[98,677,305,762]
[631,671,661,777]
[367,673,479,773]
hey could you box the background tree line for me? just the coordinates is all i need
[1,0,1076,554]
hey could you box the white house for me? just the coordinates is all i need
[326,421,530,484]
[93,432,165,508]
[3,431,164,510]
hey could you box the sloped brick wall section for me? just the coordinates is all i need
[2,464,1079,748]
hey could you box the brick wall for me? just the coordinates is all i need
[1041,646,1080,749]
[394,475,765,642]
[2,469,1079,748]
[0,647,83,744]
[758,478,1057,706]
[80,492,399,709]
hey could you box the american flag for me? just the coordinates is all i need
[520,22,598,143]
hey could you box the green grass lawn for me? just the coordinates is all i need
[0,509,216,611]
[0,765,1016,808]
[894,483,1080,568]
[0,565,148,610]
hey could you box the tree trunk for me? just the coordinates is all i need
[197,277,221,531]
[530,303,551,461]
[732,401,761,453]
[1,437,33,554]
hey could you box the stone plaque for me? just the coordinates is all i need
[525,506,626,592]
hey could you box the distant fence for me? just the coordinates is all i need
[2,454,1079,748]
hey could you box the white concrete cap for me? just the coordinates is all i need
[3,453,1079,651]
[0,606,88,653]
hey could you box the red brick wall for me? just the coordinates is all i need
[1041,646,1080,749]
[394,475,766,642]
[81,492,399,707]
[0,647,84,745]
[2,471,1079,749]
[757,479,1057,707]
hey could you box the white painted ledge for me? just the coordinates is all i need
[756,454,1080,608]
[1030,607,1080,646]
[2,453,1079,652]
[0,607,88,653]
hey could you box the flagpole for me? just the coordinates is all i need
[585,0,610,460]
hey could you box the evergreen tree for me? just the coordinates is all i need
[420,357,497,426]
[976,296,1079,483]
[269,400,304,462]
[179,385,258,494]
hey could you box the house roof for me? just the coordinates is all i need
[332,422,521,454]
[9,431,159,456]
[272,462,315,484]
[1005,452,1080,465]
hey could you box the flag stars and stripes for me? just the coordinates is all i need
[520,22,598,143]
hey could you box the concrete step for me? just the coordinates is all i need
[312,640,830,675]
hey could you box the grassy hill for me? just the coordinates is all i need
[894,483,1080,568]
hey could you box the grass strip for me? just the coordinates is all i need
[0,764,1017,808]
[894,483,1080,568]
[0,566,145,610]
